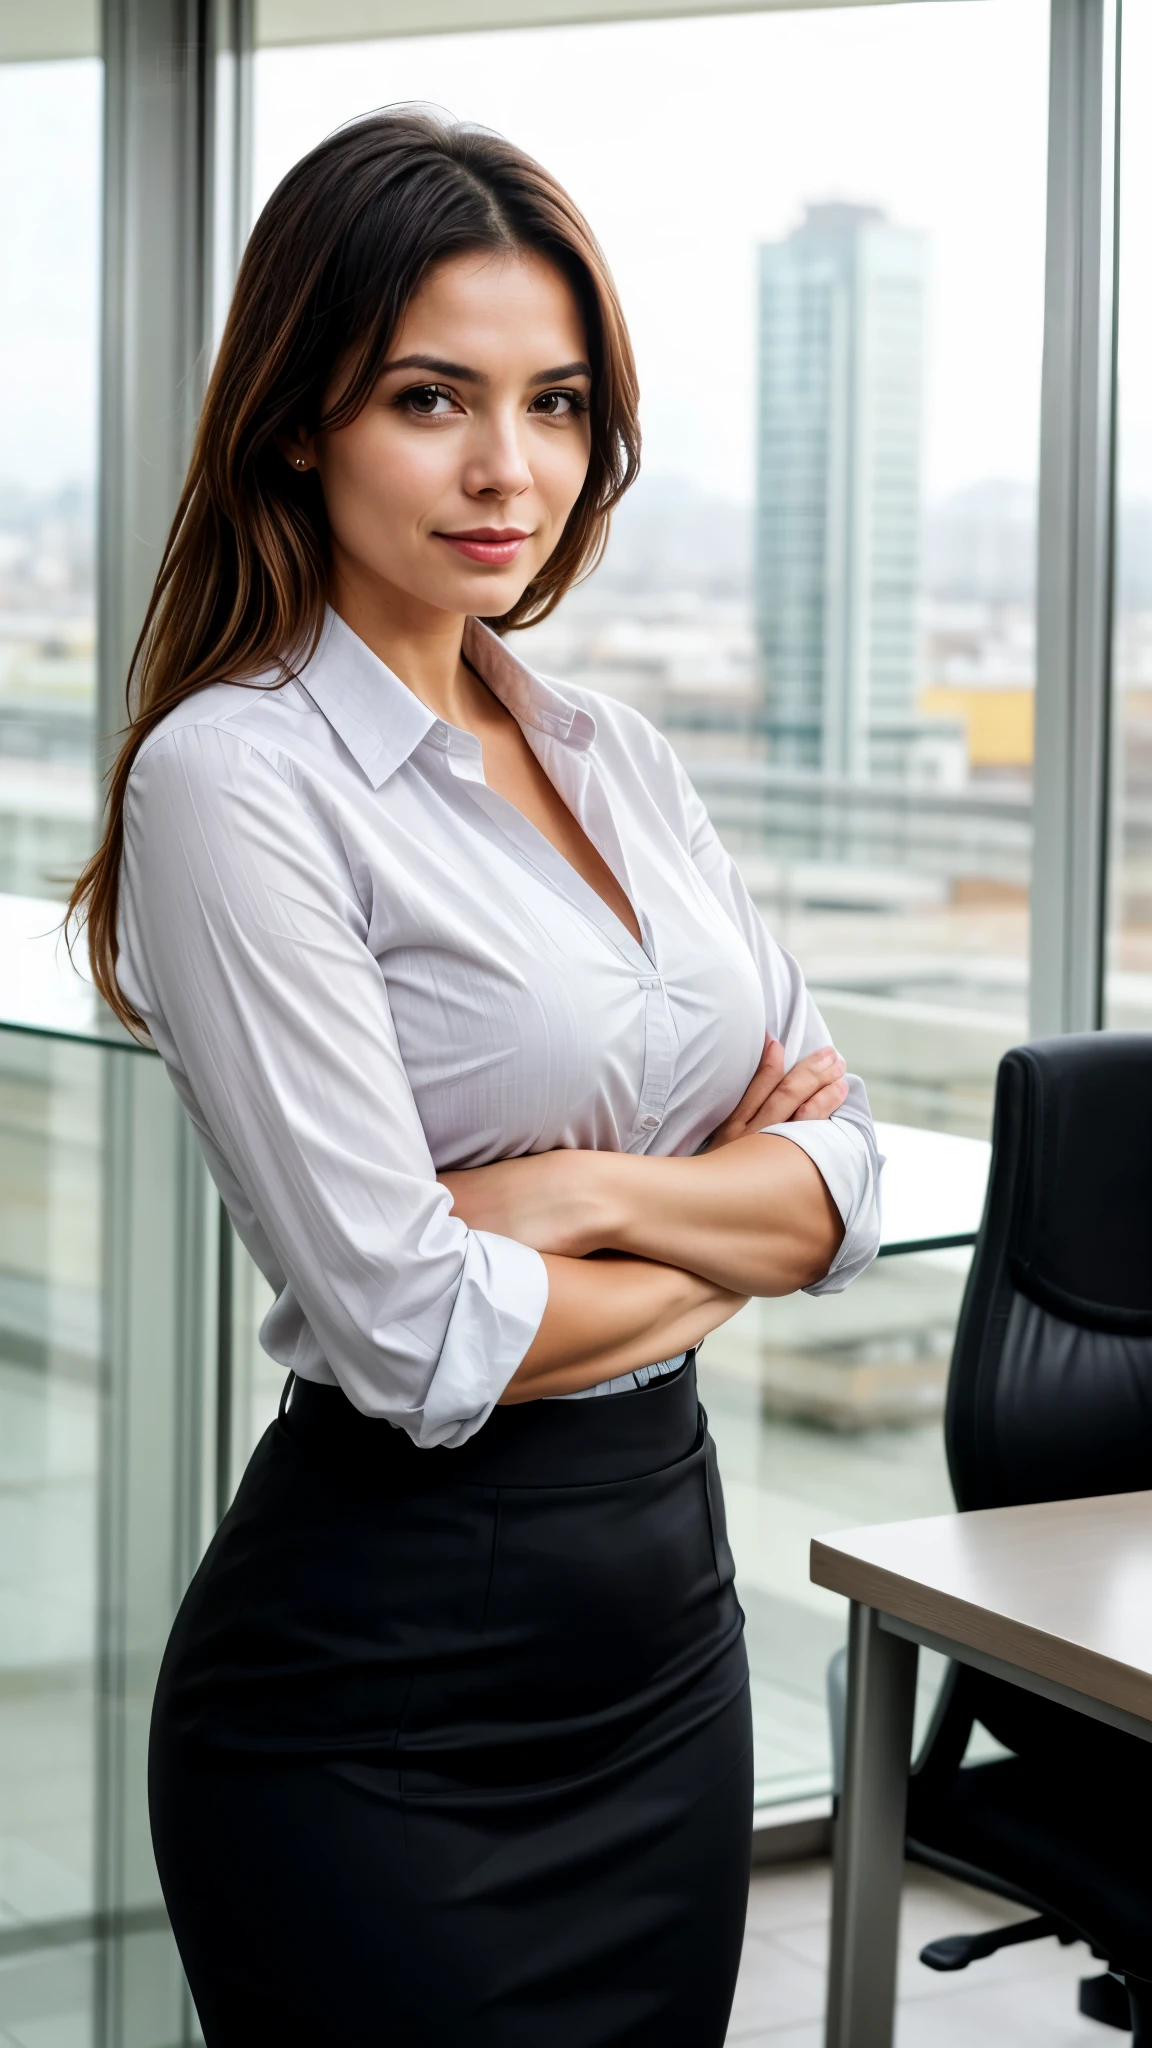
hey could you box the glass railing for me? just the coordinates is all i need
[0,890,991,2036]
[1,896,211,2048]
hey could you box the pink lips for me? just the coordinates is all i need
[435,528,531,565]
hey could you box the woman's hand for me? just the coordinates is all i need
[705,1036,847,1150]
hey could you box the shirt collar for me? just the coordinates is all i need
[295,607,597,792]
[463,618,598,754]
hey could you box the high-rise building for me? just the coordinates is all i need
[755,202,926,778]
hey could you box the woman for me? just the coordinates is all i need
[70,109,880,2046]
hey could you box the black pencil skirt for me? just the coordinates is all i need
[149,1357,753,2047]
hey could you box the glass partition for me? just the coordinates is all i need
[0,908,208,2048]
[1107,1,1152,1033]
[0,54,101,904]
[706,1253,968,1802]
[0,1025,102,2044]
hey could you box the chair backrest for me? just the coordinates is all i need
[945,1033,1152,1511]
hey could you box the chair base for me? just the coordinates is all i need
[1080,1971,1132,2031]
[920,1914,1061,1973]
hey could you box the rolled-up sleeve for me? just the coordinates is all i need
[117,724,548,1446]
[677,762,883,1293]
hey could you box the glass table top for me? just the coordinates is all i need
[0,891,146,1051]
[871,1120,988,1255]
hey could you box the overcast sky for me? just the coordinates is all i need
[3,0,1151,504]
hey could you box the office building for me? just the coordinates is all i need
[755,202,926,778]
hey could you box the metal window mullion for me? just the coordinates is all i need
[208,0,256,360]
[94,5,254,2043]
[99,0,207,760]
[97,0,252,758]
[1030,0,1121,1037]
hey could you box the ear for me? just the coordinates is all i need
[277,428,316,475]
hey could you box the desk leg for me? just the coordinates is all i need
[825,1604,918,2048]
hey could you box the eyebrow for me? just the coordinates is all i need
[381,353,593,387]
[530,361,593,385]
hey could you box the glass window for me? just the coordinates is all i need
[0,55,101,904]
[253,0,1047,1809]
[0,48,104,2046]
[1107,3,1152,1035]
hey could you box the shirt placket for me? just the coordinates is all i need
[563,764,677,1153]
[626,963,676,1153]
[538,759,678,1150]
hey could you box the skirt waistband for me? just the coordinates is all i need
[281,1351,699,1489]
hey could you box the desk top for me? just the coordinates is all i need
[812,1490,1152,1724]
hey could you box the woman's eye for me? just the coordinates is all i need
[400,385,457,417]
[531,390,585,418]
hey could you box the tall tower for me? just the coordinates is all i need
[755,203,926,778]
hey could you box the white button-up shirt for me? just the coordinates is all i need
[117,609,881,1447]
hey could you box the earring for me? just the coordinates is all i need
[295,456,307,470]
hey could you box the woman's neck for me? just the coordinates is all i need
[327,559,478,728]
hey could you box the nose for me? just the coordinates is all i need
[461,404,533,503]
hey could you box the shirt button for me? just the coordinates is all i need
[640,1114,661,1131]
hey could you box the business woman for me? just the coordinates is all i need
[70,109,881,2046]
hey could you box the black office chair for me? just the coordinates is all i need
[829,1033,1152,2037]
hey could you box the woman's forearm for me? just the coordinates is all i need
[593,1134,844,1295]
[441,1041,850,1300]
[500,1253,746,1403]
[443,1132,844,1300]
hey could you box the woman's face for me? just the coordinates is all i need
[301,248,594,621]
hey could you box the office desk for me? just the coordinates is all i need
[810,1491,1152,2048]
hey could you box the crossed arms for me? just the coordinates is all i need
[439,1037,852,1403]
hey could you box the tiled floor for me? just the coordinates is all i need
[730,1859,1118,2045]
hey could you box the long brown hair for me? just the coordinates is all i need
[69,105,641,1032]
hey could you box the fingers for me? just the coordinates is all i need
[708,1037,784,1146]
[732,1036,786,1120]
[790,1076,850,1121]
[759,1047,845,1122]
[803,1047,843,1081]
[709,1041,850,1146]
